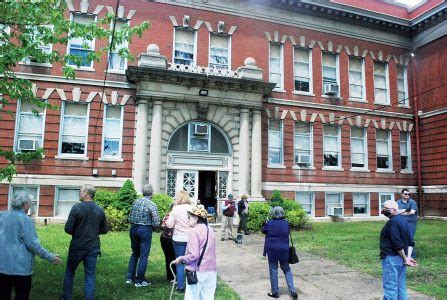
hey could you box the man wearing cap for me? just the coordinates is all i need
[220,194,236,241]
[380,200,417,300]
[237,194,250,235]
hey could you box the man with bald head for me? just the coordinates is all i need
[380,200,417,300]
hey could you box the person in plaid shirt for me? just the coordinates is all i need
[126,184,160,287]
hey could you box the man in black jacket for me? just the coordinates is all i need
[61,184,109,300]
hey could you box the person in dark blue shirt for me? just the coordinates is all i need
[380,200,417,300]
[396,188,418,258]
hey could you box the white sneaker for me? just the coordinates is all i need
[135,281,151,287]
[125,279,133,285]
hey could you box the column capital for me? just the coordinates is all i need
[135,97,149,105]
[252,108,262,115]
[240,107,250,114]
[152,100,163,106]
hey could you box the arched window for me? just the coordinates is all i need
[168,122,231,155]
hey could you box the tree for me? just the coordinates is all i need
[0,0,148,181]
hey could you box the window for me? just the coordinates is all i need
[294,48,312,93]
[10,186,39,216]
[294,122,312,167]
[269,43,283,90]
[323,124,341,167]
[296,192,314,216]
[325,193,343,216]
[68,13,96,68]
[353,193,369,215]
[351,127,367,169]
[268,119,283,165]
[322,52,339,90]
[188,123,210,152]
[59,102,89,156]
[400,132,411,171]
[108,19,128,72]
[55,187,80,218]
[101,105,123,159]
[174,29,195,65]
[14,100,45,152]
[397,66,409,106]
[376,129,392,170]
[209,34,229,70]
[349,57,365,100]
[374,62,389,104]
[22,26,52,65]
[379,192,394,215]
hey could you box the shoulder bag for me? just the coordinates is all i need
[186,225,209,285]
[288,229,299,264]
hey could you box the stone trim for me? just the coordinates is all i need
[105,6,136,20]
[66,0,105,15]
[169,15,204,30]
[204,21,238,35]
[419,107,447,119]
[264,31,289,44]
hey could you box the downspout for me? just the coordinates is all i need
[410,54,424,217]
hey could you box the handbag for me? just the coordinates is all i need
[186,225,209,285]
[288,231,299,264]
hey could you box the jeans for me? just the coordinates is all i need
[407,222,417,258]
[62,247,99,300]
[126,224,153,283]
[0,273,32,300]
[173,241,187,290]
[382,255,407,300]
[268,260,296,295]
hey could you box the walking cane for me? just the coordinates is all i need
[169,261,177,300]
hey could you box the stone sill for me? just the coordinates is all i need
[376,169,395,174]
[55,155,89,161]
[350,168,371,172]
[293,91,315,97]
[322,167,344,172]
[292,166,316,170]
[98,157,124,162]
[267,164,286,169]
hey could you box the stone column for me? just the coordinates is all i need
[133,99,148,193]
[148,100,163,192]
[251,109,262,197]
[238,108,250,196]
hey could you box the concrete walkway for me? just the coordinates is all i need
[215,232,431,300]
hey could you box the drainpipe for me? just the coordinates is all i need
[410,53,424,217]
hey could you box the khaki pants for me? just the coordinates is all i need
[221,215,234,239]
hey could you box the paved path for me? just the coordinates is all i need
[215,232,431,300]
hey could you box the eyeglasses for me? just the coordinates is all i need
[403,193,410,196]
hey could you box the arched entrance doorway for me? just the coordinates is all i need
[166,121,232,211]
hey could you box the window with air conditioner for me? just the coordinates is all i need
[68,13,96,68]
[14,99,45,152]
[323,124,341,168]
[294,122,312,167]
[59,102,89,156]
[397,66,409,107]
[174,28,196,65]
[101,105,123,159]
[322,52,339,96]
[351,127,367,169]
[296,192,314,216]
[188,123,210,152]
[374,62,389,104]
[269,43,283,90]
[353,193,369,215]
[22,26,52,65]
[209,34,230,70]
[400,132,411,171]
[55,187,80,218]
[325,193,343,216]
[10,186,39,216]
[349,57,365,101]
[268,119,283,165]
[294,47,312,93]
[108,19,128,72]
[376,129,392,170]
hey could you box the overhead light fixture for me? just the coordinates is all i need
[199,89,208,96]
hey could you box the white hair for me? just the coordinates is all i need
[142,184,153,197]
[383,200,398,210]
[11,192,32,210]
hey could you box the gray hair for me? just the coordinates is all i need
[271,206,285,220]
[81,184,96,199]
[11,192,33,210]
[142,184,153,197]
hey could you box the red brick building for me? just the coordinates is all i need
[1,0,446,220]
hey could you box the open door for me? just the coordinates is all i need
[176,170,199,202]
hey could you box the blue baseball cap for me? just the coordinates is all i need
[228,194,233,198]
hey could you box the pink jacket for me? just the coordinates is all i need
[179,224,217,272]
[165,204,192,242]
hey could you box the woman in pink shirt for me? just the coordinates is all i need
[174,206,217,300]
[165,191,193,292]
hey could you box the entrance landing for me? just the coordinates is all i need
[216,233,431,299]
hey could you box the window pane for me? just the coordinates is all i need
[210,34,228,49]
[103,139,120,157]
[63,117,87,136]
[65,103,88,116]
[326,194,341,204]
[295,122,310,134]
[106,106,121,119]
[351,127,364,138]
[374,62,386,75]
[168,125,188,151]
[19,114,43,134]
[270,44,280,58]
[322,53,336,67]
[104,119,121,139]
[296,192,313,215]
[324,125,338,136]
[294,62,310,78]
[351,139,364,153]
[175,29,194,43]
[210,127,229,154]
[349,57,362,70]
[269,149,281,164]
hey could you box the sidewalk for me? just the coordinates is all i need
[215,232,431,300]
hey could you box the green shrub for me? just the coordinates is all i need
[104,206,129,231]
[94,188,118,209]
[152,193,174,221]
[286,209,312,230]
[247,201,271,231]
[115,179,138,213]
[270,189,284,202]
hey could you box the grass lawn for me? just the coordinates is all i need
[293,220,447,299]
[31,225,240,300]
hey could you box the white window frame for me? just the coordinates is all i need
[9,185,40,217]
[173,27,197,66]
[350,126,368,171]
[348,57,366,102]
[54,186,80,219]
[269,43,284,91]
[294,122,313,168]
[321,52,340,96]
[208,33,231,70]
[325,192,344,216]
[58,101,90,158]
[187,122,211,153]
[400,131,412,172]
[323,124,342,169]
[353,193,370,216]
[379,192,395,216]
[67,13,97,70]
[13,99,46,153]
[376,129,393,171]
[100,105,124,160]
[397,66,409,107]
[295,192,315,217]
[107,18,129,73]
[374,62,390,105]
[21,25,53,67]
[268,119,284,166]
[293,47,313,95]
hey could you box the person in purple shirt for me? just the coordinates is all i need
[174,206,216,300]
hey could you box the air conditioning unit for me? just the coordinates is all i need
[328,206,343,216]
[193,124,209,136]
[18,139,37,151]
[324,83,339,96]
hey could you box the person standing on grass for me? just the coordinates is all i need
[61,184,109,300]
[396,188,418,258]
[126,184,160,287]
[380,200,417,300]
[237,194,250,235]
[0,193,62,300]
[220,194,236,241]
